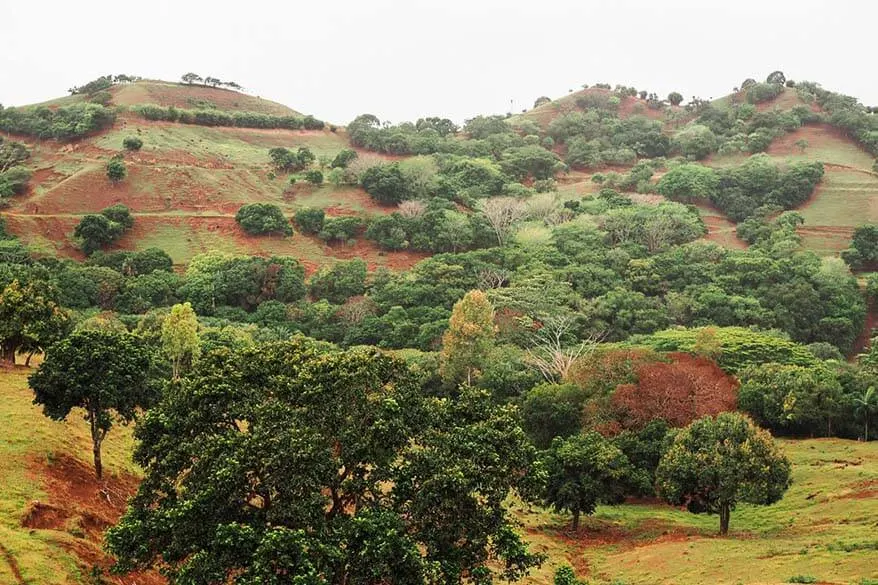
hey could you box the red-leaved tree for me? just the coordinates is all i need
[612,353,738,429]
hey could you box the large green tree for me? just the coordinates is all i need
[538,432,632,531]
[440,290,496,385]
[656,412,791,535]
[161,302,201,379]
[106,341,542,584]
[29,330,152,479]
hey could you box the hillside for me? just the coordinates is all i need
[1,364,874,585]
[1,80,422,272]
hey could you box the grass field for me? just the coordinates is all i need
[111,81,301,117]
[515,438,878,585]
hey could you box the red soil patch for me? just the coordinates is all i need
[850,299,877,358]
[23,454,163,584]
[836,479,878,500]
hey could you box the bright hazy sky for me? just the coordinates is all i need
[2,0,876,124]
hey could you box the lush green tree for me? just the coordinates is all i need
[161,302,201,379]
[308,258,367,304]
[360,162,412,205]
[0,166,33,197]
[440,290,496,385]
[74,214,124,255]
[656,164,719,202]
[330,148,358,168]
[841,224,878,269]
[538,432,632,531]
[106,342,542,583]
[181,72,203,85]
[673,125,718,159]
[766,70,786,85]
[739,363,844,437]
[668,92,684,106]
[852,386,877,441]
[101,204,134,230]
[656,412,791,534]
[318,217,365,244]
[304,168,324,185]
[106,158,127,183]
[0,137,30,172]
[29,330,152,479]
[0,279,69,364]
[122,136,143,151]
[235,203,293,236]
[521,383,585,449]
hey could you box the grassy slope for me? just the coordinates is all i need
[0,368,139,584]
[516,438,878,585]
[111,80,301,116]
[1,82,422,270]
[1,365,874,584]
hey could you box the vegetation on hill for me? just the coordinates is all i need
[1,70,878,584]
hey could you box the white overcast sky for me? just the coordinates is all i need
[2,0,876,124]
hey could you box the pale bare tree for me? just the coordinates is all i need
[480,197,529,246]
[477,268,510,290]
[398,200,427,219]
[527,315,602,382]
[527,192,560,221]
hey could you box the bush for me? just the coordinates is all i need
[106,158,127,183]
[235,203,292,236]
[318,217,365,244]
[747,83,784,104]
[294,207,325,234]
[304,169,324,185]
[123,136,143,151]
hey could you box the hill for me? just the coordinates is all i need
[1,79,422,271]
[1,364,874,585]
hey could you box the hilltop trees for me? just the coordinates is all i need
[29,330,152,479]
[106,342,542,583]
[235,203,292,236]
[656,413,791,534]
[668,92,684,106]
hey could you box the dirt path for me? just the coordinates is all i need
[0,543,25,584]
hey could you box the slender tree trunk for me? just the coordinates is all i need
[0,342,16,365]
[719,502,730,535]
[866,418,869,442]
[572,508,580,532]
[89,413,103,480]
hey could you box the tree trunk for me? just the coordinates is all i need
[89,413,103,480]
[0,342,16,365]
[719,502,731,535]
[866,418,869,442]
[572,508,580,532]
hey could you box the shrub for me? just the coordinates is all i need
[304,169,324,185]
[106,158,127,183]
[235,203,292,236]
[294,207,325,234]
[747,83,784,104]
[123,136,143,151]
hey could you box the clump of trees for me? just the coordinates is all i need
[180,72,242,90]
[74,204,134,255]
[0,137,32,200]
[0,103,116,140]
[841,224,878,270]
[132,104,324,131]
[235,203,293,236]
[658,156,824,221]
[106,341,543,583]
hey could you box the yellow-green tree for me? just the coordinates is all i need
[161,302,201,379]
[440,290,495,385]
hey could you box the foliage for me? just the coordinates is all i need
[122,136,143,151]
[0,103,115,139]
[440,290,496,385]
[308,259,367,304]
[106,158,127,183]
[235,203,292,236]
[161,302,201,379]
[538,432,633,530]
[74,205,134,255]
[106,342,542,583]
[0,279,69,364]
[132,103,325,131]
[656,412,791,534]
[29,330,152,478]
[521,383,585,449]
[673,124,718,159]
[294,207,325,234]
[612,353,739,429]
[841,224,878,269]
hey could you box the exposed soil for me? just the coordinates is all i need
[850,298,877,358]
[23,454,163,584]
[0,543,24,584]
